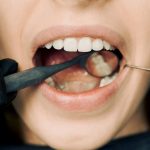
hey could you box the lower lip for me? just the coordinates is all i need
[38,67,129,112]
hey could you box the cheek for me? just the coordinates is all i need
[127,46,150,67]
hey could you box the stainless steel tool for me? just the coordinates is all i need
[125,64,150,71]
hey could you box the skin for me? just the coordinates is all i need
[0,0,150,149]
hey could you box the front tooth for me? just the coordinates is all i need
[103,41,111,50]
[45,42,52,49]
[64,38,78,52]
[78,37,92,52]
[92,39,103,51]
[53,39,64,50]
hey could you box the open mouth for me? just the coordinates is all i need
[33,37,124,94]
[31,26,129,112]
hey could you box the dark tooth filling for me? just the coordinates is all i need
[33,47,123,93]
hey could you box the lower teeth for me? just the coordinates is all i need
[45,77,56,87]
[99,73,117,87]
[45,73,118,92]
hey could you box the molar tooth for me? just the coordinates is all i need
[53,39,64,50]
[99,74,117,87]
[78,37,92,52]
[59,84,65,90]
[45,42,52,49]
[45,77,55,87]
[99,77,112,87]
[64,38,78,52]
[92,39,103,51]
[103,41,111,50]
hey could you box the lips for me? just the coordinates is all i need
[31,25,128,112]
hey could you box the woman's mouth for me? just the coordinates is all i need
[32,26,128,112]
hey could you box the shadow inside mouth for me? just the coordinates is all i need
[33,47,123,93]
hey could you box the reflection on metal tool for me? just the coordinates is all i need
[125,64,150,71]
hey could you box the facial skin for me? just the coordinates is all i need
[0,0,150,150]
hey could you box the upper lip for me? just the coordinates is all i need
[31,25,126,59]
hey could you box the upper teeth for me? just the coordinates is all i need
[64,38,78,52]
[53,39,64,50]
[44,37,115,52]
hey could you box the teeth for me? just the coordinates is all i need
[45,77,55,87]
[78,37,92,52]
[103,41,111,50]
[44,37,115,51]
[64,38,78,52]
[53,39,64,50]
[46,74,118,89]
[92,39,103,51]
[99,73,117,87]
[45,42,52,49]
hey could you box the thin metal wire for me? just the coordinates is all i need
[125,64,150,71]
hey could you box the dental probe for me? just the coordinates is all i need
[125,64,150,71]
[4,52,94,93]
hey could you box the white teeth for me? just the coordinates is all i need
[103,41,111,50]
[53,39,64,50]
[64,38,78,52]
[45,77,55,87]
[78,37,92,52]
[99,73,117,87]
[45,42,52,49]
[44,37,115,51]
[92,39,103,51]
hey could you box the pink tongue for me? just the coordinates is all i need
[45,51,118,92]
